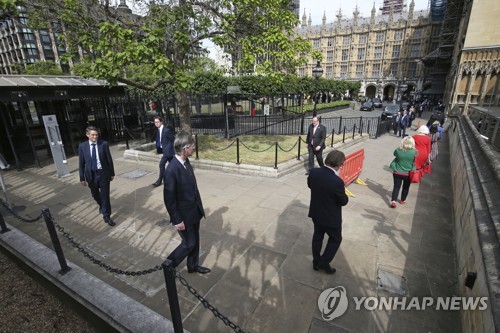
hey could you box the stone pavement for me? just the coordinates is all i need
[0,128,459,333]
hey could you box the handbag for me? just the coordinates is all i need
[423,162,432,174]
[409,169,422,183]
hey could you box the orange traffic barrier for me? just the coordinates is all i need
[339,148,367,196]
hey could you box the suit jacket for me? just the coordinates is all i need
[163,157,205,226]
[306,123,326,149]
[78,140,115,182]
[152,125,175,157]
[307,166,349,228]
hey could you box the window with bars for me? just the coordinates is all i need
[340,65,348,76]
[414,27,423,38]
[374,46,383,59]
[407,62,417,77]
[355,65,364,78]
[372,63,381,77]
[357,48,365,60]
[326,66,333,78]
[390,63,398,75]
[313,39,321,49]
[359,34,367,44]
[394,30,403,40]
[342,49,349,61]
[327,38,335,47]
[392,45,401,58]
[343,36,350,45]
[376,32,385,42]
[410,43,420,57]
[326,51,334,62]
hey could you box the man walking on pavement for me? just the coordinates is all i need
[78,126,116,226]
[152,116,175,187]
[307,150,349,274]
[305,117,326,175]
[164,132,210,274]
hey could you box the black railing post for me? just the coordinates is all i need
[161,259,183,333]
[195,134,199,160]
[338,116,343,134]
[342,126,346,143]
[42,208,71,274]
[359,116,363,134]
[265,115,268,135]
[330,129,335,147]
[375,117,381,139]
[0,211,10,234]
[274,142,278,169]
[124,126,130,150]
[236,138,240,164]
[300,115,305,135]
[352,124,356,140]
[297,137,301,160]
[367,120,371,138]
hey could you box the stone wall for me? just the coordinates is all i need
[448,115,500,333]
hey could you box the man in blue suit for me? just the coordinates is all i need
[78,126,116,226]
[308,150,349,274]
[305,117,327,175]
[164,132,210,274]
[152,116,175,187]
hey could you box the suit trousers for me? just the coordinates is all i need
[89,171,111,219]
[308,146,324,170]
[167,222,200,269]
[157,155,173,184]
[312,221,342,266]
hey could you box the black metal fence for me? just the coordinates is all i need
[174,114,392,139]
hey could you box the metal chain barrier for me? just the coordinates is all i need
[211,140,237,152]
[45,214,163,276]
[277,140,299,152]
[239,140,274,153]
[0,198,43,223]
[175,271,250,333]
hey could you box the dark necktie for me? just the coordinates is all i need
[185,159,195,178]
[156,128,161,148]
[91,143,97,172]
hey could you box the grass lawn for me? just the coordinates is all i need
[195,134,349,167]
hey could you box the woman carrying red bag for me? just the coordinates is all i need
[413,125,431,170]
[389,136,417,208]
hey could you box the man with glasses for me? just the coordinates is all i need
[307,150,348,274]
[305,117,326,175]
[163,132,210,274]
[152,116,175,187]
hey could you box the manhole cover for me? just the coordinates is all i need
[120,169,152,179]
[377,269,407,295]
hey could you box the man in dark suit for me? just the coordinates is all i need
[307,150,349,274]
[152,116,175,187]
[163,132,210,274]
[305,117,326,175]
[78,126,116,226]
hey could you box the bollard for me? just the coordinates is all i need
[42,208,71,274]
[352,124,356,140]
[0,211,10,233]
[297,137,301,160]
[274,142,278,169]
[367,120,371,138]
[195,134,199,160]
[162,259,183,333]
[236,138,240,164]
[342,126,346,143]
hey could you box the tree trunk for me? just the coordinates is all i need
[176,89,191,135]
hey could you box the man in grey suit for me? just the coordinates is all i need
[164,132,210,274]
[307,150,349,274]
[78,126,116,226]
[305,117,327,175]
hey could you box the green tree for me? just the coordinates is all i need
[26,0,311,134]
[24,60,64,75]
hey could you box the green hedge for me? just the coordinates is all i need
[302,100,351,113]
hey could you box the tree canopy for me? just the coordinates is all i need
[25,0,311,133]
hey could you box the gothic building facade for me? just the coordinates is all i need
[295,1,442,101]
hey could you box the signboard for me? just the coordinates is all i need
[263,105,270,115]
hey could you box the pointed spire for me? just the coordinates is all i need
[371,2,376,26]
[336,8,342,29]
[388,1,394,23]
[353,5,360,27]
[308,13,312,27]
[302,9,307,27]
[408,0,415,20]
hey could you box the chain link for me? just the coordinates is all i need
[46,215,162,276]
[211,140,236,152]
[175,271,250,333]
[277,140,299,153]
[0,198,43,223]
[239,140,274,153]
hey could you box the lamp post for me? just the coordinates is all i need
[397,77,408,111]
[312,60,324,117]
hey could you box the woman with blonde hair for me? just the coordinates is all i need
[413,125,431,170]
[389,136,416,208]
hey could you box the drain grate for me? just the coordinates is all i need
[119,169,152,179]
[377,269,407,295]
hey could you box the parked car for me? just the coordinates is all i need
[400,101,411,111]
[360,101,374,111]
[372,98,383,108]
[381,105,400,120]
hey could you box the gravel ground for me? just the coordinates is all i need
[0,250,97,333]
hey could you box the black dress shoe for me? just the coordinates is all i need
[152,181,162,187]
[104,218,116,226]
[317,263,336,274]
[313,264,319,271]
[187,266,211,274]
